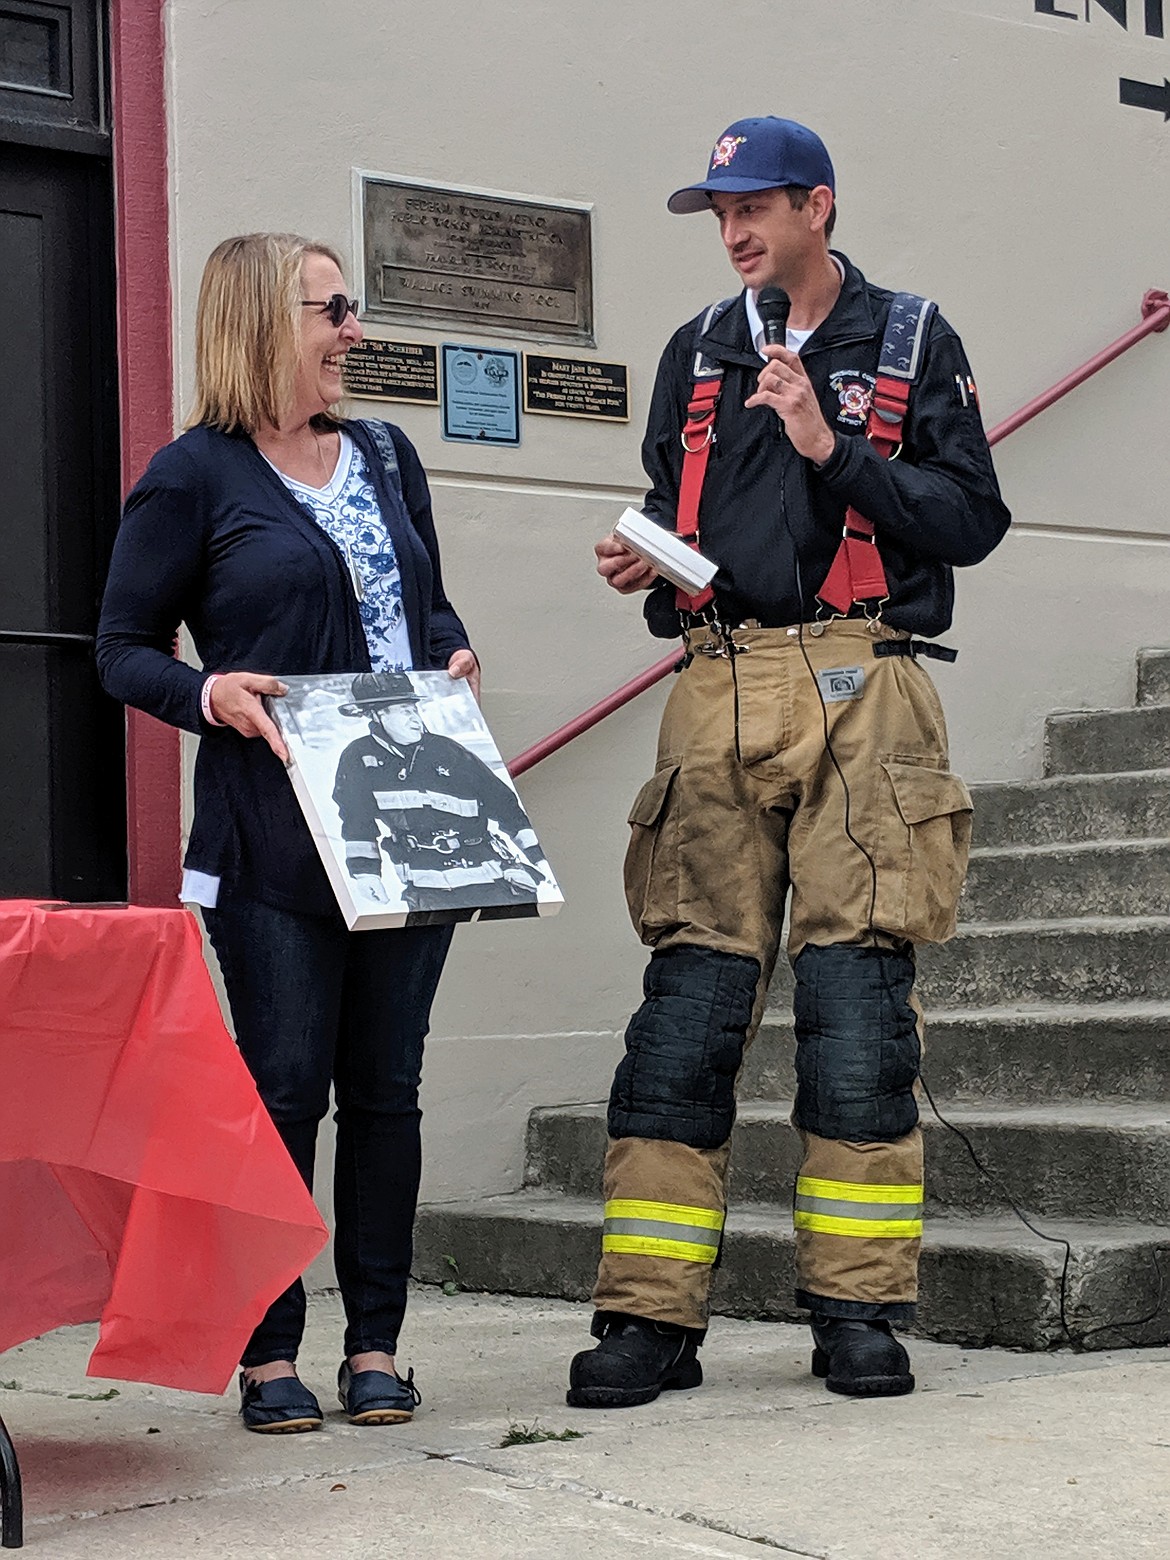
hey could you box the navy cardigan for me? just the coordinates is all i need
[96,419,471,914]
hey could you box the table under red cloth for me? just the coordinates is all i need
[0,900,328,1395]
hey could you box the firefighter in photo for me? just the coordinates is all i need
[334,671,550,916]
[567,117,1010,1408]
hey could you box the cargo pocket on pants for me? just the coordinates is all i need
[874,758,974,945]
[623,763,681,944]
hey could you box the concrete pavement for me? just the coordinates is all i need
[3,1286,1169,1557]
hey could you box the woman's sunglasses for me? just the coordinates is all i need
[300,293,359,328]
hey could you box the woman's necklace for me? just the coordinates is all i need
[259,425,334,486]
[310,429,332,486]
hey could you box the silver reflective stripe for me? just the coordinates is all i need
[604,1217,720,1248]
[373,789,479,816]
[402,862,503,888]
[795,1195,923,1222]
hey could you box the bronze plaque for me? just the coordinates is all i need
[523,354,629,422]
[342,338,439,404]
[360,175,594,344]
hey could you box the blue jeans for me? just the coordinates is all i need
[202,896,453,1367]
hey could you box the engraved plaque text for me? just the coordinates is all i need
[360,175,593,344]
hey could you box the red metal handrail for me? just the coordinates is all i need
[506,289,1170,779]
[984,289,1169,446]
[509,652,683,778]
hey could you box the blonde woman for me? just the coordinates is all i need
[97,234,478,1433]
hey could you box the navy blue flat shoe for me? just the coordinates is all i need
[337,1361,421,1425]
[238,1371,324,1433]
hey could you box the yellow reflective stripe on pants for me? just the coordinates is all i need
[794,1175,923,1240]
[602,1198,723,1265]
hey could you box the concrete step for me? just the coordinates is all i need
[741,1004,1170,1105]
[764,917,1170,1010]
[1045,704,1170,776]
[970,769,1170,849]
[1137,647,1170,707]
[915,916,1170,1007]
[522,1100,1170,1222]
[413,1192,1170,1351]
[961,838,1170,921]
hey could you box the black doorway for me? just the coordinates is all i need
[0,3,124,900]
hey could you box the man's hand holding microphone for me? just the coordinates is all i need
[595,287,836,593]
[745,286,837,466]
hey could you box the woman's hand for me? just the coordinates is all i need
[207,672,290,763]
[447,648,481,703]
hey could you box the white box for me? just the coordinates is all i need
[612,506,718,595]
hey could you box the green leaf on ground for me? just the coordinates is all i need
[499,1418,586,1448]
[440,1253,461,1296]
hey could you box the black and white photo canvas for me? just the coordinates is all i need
[266,671,564,930]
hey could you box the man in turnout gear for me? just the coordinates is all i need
[567,116,1009,1409]
[334,671,550,916]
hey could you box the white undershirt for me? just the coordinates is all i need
[745,254,846,358]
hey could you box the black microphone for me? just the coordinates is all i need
[757,286,791,347]
[757,287,791,440]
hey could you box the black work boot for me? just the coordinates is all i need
[566,1312,703,1408]
[810,1315,915,1397]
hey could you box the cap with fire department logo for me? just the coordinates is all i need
[667,116,836,214]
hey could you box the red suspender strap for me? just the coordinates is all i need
[867,374,910,459]
[675,375,720,613]
[817,287,938,616]
[816,370,909,616]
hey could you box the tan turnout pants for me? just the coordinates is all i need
[593,619,973,1331]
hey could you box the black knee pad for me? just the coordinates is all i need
[608,945,760,1150]
[792,944,920,1142]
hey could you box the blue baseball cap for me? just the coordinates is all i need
[667,116,836,214]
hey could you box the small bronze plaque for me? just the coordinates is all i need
[360,174,594,344]
[342,338,439,404]
[523,354,629,422]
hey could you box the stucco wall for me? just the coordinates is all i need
[167,0,1170,1212]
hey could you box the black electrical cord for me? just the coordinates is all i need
[772,427,1166,1349]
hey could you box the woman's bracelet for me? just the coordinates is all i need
[201,674,225,727]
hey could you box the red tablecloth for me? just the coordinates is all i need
[0,901,328,1394]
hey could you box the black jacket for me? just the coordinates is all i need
[334,729,537,889]
[96,419,469,914]
[641,253,1011,638]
